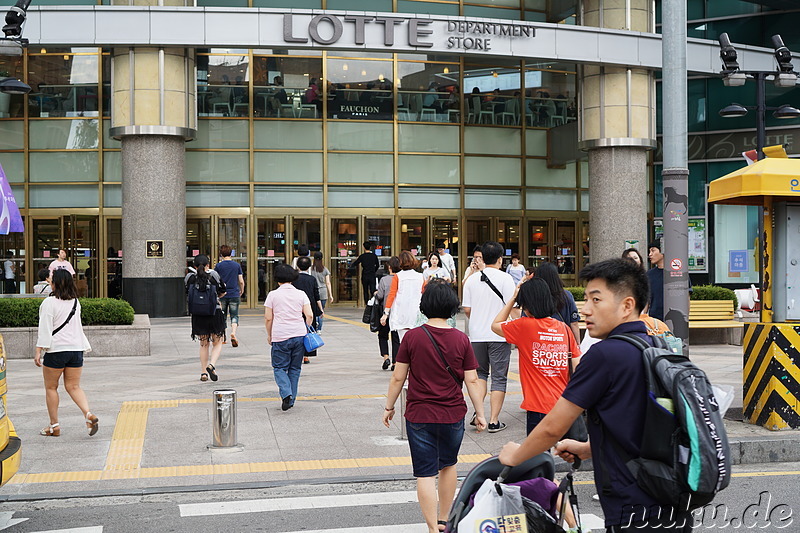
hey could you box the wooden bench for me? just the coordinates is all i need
[575,300,743,345]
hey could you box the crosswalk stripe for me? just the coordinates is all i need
[279,525,428,533]
[30,528,103,533]
[179,491,418,517]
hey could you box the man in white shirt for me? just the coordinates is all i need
[462,241,516,433]
[436,242,457,284]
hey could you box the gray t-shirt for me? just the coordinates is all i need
[310,267,330,301]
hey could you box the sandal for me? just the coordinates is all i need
[206,364,218,382]
[86,413,99,436]
[200,373,209,382]
[230,336,239,348]
[40,423,60,437]
[438,520,447,531]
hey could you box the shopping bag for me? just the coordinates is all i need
[458,478,527,533]
[303,325,325,351]
[363,297,376,324]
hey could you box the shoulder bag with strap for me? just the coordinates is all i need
[479,271,505,303]
[420,325,462,388]
[52,299,78,336]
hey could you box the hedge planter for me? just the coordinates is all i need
[0,315,151,360]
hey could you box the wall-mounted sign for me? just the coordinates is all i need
[146,240,164,258]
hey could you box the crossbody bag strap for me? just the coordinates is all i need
[479,271,505,303]
[52,299,78,336]
[421,325,462,388]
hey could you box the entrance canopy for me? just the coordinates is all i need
[708,158,800,206]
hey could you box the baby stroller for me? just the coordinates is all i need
[444,453,583,533]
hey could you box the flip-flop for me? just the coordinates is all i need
[230,337,239,348]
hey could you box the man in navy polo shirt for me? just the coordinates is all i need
[499,258,692,532]
[215,245,245,347]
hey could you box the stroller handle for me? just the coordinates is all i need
[496,465,512,484]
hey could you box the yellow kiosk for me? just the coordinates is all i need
[709,156,800,430]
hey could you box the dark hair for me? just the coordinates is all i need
[435,241,446,250]
[480,241,504,266]
[622,248,645,268]
[426,251,442,268]
[419,280,460,319]
[386,256,401,274]
[511,253,520,260]
[297,255,312,271]
[648,241,661,252]
[57,248,67,256]
[472,245,482,256]
[38,268,50,282]
[275,263,299,283]
[51,268,78,300]
[313,251,325,273]
[363,241,373,250]
[194,254,211,287]
[297,244,310,257]
[526,265,536,277]
[516,278,556,319]
[398,251,418,271]
[579,258,650,314]
[219,245,232,257]
[535,261,566,311]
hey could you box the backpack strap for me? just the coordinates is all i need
[608,332,652,351]
[479,271,505,303]
[52,299,78,336]
[420,325,462,388]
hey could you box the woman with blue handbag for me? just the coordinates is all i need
[264,263,314,411]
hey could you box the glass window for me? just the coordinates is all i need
[399,187,460,209]
[580,191,589,212]
[254,185,322,207]
[327,59,393,121]
[103,151,121,182]
[327,0,392,10]
[328,153,393,183]
[397,0,459,15]
[29,119,99,149]
[28,51,99,118]
[11,186,23,208]
[194,120,249,149]
[254,121,322,150]
[526,159,576,187]
[186,152,249,182]
[328,186,394,208]
[464,156,521,186]
[253,0,320,5]
[254,152,323,182]
[713,204,760,284]
[197,52,249,117]
[102,53,110,118]
[1,54,25,119]
[328,122,393,152]
[398,60,459,123]
[465,189,522,209]
[580,161,588,188]
[526,189,577,211]
[399,155,460,185]
[463,6,521,20]
[0,152,23,182]
[463,60,522,128]
[525,129,547,157]
[30,152,99,182]
[30,184,98,208]
[186,185,249,207]
[252,56,322,119]
[103,119,121,149]
[399,124,459,153]
[0,121,24,149]
[464,127,521,155]
[104,184,121,208]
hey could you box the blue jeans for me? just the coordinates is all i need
[219,297,241,325]
[271,336,305,402]
[317,299,327,331]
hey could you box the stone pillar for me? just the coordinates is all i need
[579,0,656,263]
[110,47,196,317]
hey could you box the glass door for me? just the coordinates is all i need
[218,218,248,303]
[400,218,428,261]
[581,220,590,270]
[291,218,322,260]
[257,218,287,301]
[433,217,459,282]
[32,218,61,282]
[466,218,490,263]
[186,218,212,272]
[106,218,122,298]
[366,218,392,273]
[332,218,358,303]
[555,220,577,282]
[528,219,550,269]
[498,219,520,263]
[65,216,98,297]
[1,218,25,294]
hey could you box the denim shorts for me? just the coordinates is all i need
[219,297,241,325]
[406,419,465,478]
[43,351,84,369]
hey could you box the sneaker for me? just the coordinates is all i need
[469,412,477,426]
[487,421,507,433]
[281,396,293,411]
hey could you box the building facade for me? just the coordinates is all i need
[0,0,794,314]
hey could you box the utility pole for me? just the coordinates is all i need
[661,0,690,352]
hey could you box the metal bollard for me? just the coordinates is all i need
[399,385,408,440]
[211,389,238,448]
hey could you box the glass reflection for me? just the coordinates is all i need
[398,62,459,123]
[28,51,99,118]
[327,59,393,120]
[197,52,250,117]
[253,56,322,118]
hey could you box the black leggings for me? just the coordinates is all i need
[361,276,377,305]
[377,323,400,363]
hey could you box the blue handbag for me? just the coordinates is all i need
[303,324,325,352]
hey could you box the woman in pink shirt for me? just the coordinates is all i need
[264,263,313,411]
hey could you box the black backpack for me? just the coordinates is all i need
[188,278,218,316]
[590,333,731,511]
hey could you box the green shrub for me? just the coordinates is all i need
[0,298,135,328]
[690,285,738,310]
[565,286,585,301]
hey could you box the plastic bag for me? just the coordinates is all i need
[521,496,565,533]
[711,384,735,418]
[458,478,525,533]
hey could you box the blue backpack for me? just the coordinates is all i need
[188,279,217,316]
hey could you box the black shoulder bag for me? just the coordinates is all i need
[420,325,462,388]
[480,271,505,303]
[52,299,78,336]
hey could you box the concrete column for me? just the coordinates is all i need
[110,47,196,317]
[588,147,648,264]
[579,0,656,262]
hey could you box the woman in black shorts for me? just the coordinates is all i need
[34,269,98,437]
[185,254,227,382]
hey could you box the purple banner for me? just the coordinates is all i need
[0,162,24,234]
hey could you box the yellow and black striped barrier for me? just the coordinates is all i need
[743,323,800,430]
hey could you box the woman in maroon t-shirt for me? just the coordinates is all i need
[383,280,487,533]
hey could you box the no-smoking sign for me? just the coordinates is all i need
[670,258,682,271]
